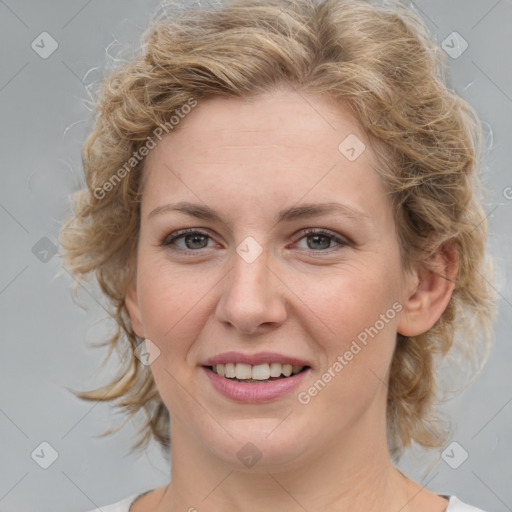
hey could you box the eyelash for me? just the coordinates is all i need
[160,228,350,255]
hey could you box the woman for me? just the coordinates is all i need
[60,0,495,510]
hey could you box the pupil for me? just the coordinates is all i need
[185,234,207,249]
[308,234,330,250]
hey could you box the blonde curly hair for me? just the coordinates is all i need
[60,0,495,462]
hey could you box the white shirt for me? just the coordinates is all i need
[85,492,489,511]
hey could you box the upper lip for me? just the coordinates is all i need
[202,351,312,368]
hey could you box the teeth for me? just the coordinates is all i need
[211,362,305,380]
[225,363,236,378]
[269,362,282,378]
[252,364,270,380]
[235,363,252,380]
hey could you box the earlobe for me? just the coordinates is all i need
[397,245,458,337]
[125,279,145,338]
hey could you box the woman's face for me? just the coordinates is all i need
[127,88,415,469]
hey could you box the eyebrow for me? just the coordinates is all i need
[148,201,371,226]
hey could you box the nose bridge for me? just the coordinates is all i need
[231,243,269,294]
[215,238,286,333]
[227,241,272,306]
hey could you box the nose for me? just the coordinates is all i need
[215,246,287,335]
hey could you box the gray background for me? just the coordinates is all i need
[0,1,511,511]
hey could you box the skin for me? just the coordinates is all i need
[126,88,456,512]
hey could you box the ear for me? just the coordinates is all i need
[397,244,458,337]
[125,277,145,338]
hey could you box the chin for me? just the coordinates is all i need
[202,419,311,471]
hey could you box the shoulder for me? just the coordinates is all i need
[83,493,139,512]
[445,495,490,512]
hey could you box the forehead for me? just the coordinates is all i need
[141,89,390,226]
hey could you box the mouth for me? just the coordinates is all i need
[202,361,311,403]
[206,362,310,383]
[201,352,312,402]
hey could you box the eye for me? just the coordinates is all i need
[292,228,349,252]
[161,228,350,254]
[161,229,216,251]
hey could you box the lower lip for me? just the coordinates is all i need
[203,367,311,403]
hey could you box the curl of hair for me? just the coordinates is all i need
[60,0,495,461]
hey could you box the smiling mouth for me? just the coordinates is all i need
[207,362,310,383]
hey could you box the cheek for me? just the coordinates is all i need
[294,260,401,398]
[137,249,196,307]
[298,282,399,429]
[136,257,211,352]
[135,259,213,423]
[295,261,401,342]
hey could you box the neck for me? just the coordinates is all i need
[156,413,412,512]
